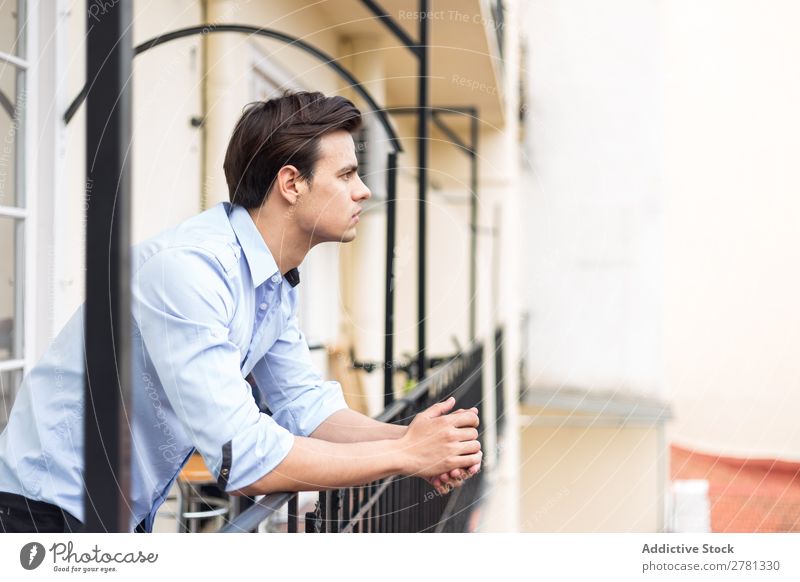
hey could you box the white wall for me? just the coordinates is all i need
[522,0,800,461]
[522,0,663,397]
[663,0,800,459]
[130,0,203,243]
[58,0,203,330]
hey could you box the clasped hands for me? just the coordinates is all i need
[420,398,482,495]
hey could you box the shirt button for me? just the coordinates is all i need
[259,303,267,311]
[271,274,280,284]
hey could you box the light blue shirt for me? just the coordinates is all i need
[0,202,348,531]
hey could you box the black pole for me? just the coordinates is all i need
[387,106,479,344]
[384,152,398,406]
[416,0,429,381]
[361,0,419,51]
[469,112,478,342]
[83,1,133,532]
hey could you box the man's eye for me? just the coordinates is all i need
[343,171,355,180]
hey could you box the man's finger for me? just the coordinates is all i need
[448,410,479,428]
[450,468,466,480]
[426,396,455,418]
[454,427,479,442]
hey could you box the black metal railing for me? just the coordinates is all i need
[220,342,485,533]
[491,0,506,61]
[494,327,505,437]
[519,312,530,402]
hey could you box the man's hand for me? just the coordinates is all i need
[422,406,482,495]
[398,397,482,479]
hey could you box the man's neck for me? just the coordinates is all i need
[247,205,311,275]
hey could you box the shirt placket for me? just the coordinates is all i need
[245,276,280,363]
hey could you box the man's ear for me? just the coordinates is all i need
[274,165,303,206]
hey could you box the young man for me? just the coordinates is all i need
[0,92,481,533]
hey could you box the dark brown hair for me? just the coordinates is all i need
[223,91,362,209]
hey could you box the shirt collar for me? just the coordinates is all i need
[226,203,301,288]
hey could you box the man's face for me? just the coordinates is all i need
[293,130,372,245]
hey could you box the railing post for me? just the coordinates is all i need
[83,0,133,533]
[288,495,298,533]
[469,111,479,342]
[495,328,505,436]
[327,489,340,533]
[416,0,430,381]
[384,151,398,406]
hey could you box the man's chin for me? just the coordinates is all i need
[339,227,358,243]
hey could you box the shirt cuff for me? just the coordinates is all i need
[219,413,296,493]
[273,380,349,438]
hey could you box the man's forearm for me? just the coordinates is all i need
[310,408,408,443]
[233,435,408,496]
[235,398,483,497]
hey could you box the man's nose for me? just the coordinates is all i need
[355,176,372,201]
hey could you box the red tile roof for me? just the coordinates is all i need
[671,444,800,532]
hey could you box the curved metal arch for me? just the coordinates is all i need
[0,90,14,118]
[63,23,402,153]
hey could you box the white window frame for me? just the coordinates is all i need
[248,41,304,101]
[0,0,37,399]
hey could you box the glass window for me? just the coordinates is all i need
[0,0,24,59]
[0,216,23,362]
[0,63,24,208]
[0,0,25,426]
[0,369,22,431]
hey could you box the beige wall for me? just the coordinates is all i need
[59,0,204,329]
[520,407,661,532]
[57,0,87,331]
[204,0,344,207]
[663,0,800,460]
[131,1,203,243]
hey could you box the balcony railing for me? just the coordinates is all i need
[494,327,505,437]
[220,342,485,533]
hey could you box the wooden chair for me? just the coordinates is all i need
[176,452,230,533]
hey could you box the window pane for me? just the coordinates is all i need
[0,62,24,207]
[0,216,23,361]
[0,368,22,432]
[0,0,24,59]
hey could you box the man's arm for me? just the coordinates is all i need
[248,294,481,495]
[233,435,405,496]
[234,397,482,496]
[309,405,483,495]
[133,248,300,492]
[309,408,407,442]
[309,405,487,443]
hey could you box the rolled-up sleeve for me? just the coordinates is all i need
[132,247,295,492]
[251,314,348,437]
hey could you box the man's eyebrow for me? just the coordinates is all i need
[338,163,359,174]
